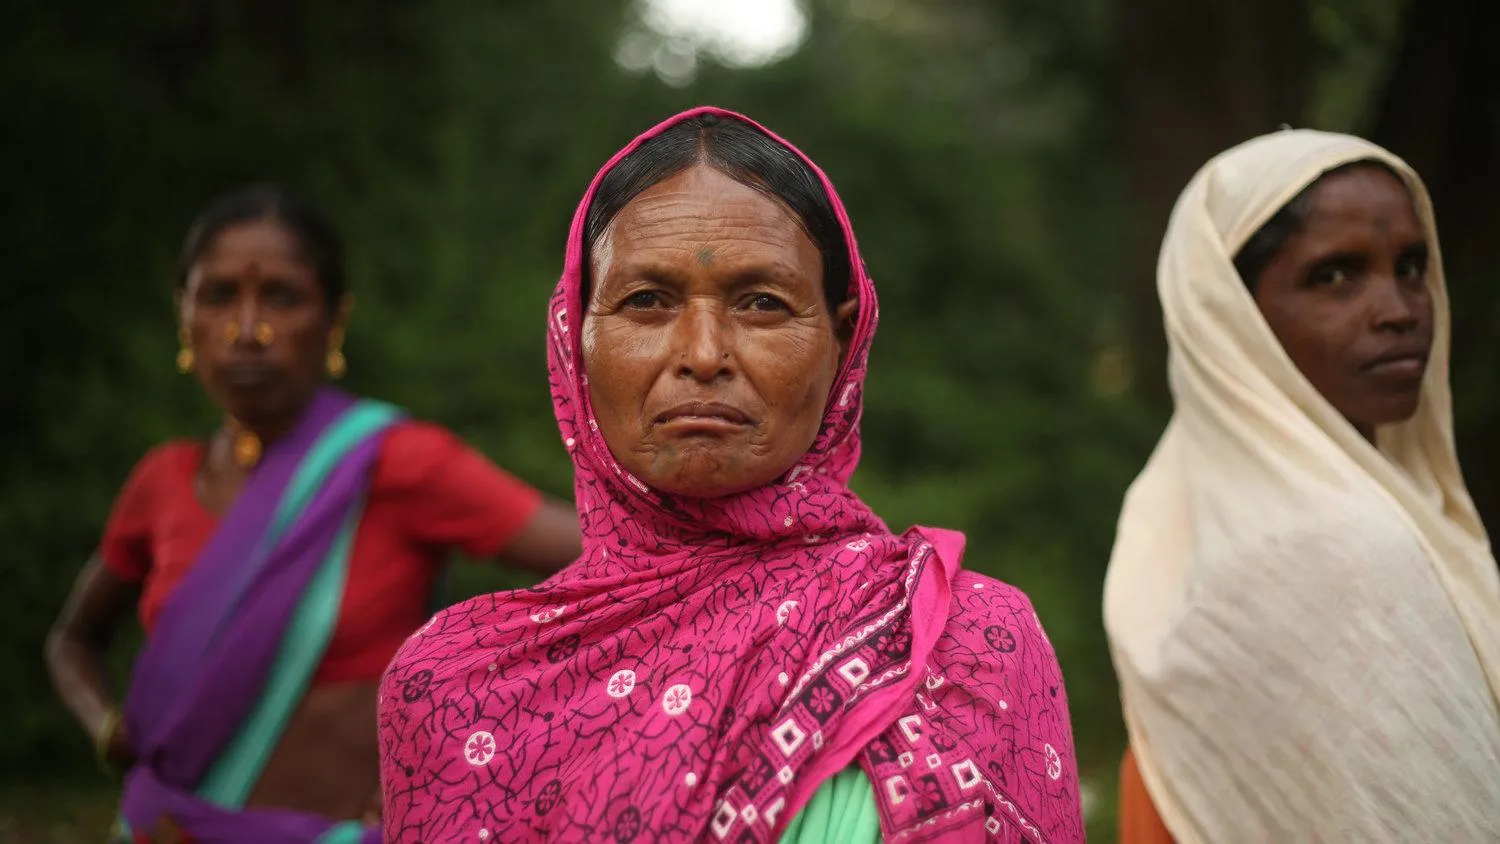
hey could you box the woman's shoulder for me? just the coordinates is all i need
[941,570,1064,675]
[143,438,203,461]
[368,420,532,502]
[103,440,202,539]
[930,570,1085,840]
[123,439,202,486]
[378,418,456,451]
[949,570,1056,644]
[951,570,1039,615]
[373,419,465,463]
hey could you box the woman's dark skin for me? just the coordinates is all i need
[1250,165,1434,442]
[46,218,581,825]
[583,166,857,497]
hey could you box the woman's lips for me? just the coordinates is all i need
[220,362,277,387]
[655,401,753,433]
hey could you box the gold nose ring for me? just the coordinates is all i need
[254,323,275,346]
[223,322,240,344]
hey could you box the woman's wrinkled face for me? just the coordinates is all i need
[582,165,854,498]
[180,219,336,428]
[1252,165,1434,439]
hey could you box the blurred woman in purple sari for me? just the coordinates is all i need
[45,185,581,842]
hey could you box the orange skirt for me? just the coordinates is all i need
[1119,745,1175,844]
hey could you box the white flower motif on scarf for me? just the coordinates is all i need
[607,669,637,699]
[776,600,798,625]
[529,605,568,624]
[662,683,692,716]
[465,731,496,766]
[1044,742,1062,780]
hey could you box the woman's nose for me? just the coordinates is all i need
[673,302,733,382]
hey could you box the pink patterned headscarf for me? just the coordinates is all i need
[378,107,1084,843]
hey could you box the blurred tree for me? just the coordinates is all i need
[1114,0,1313,405]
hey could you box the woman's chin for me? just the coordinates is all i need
[648,474,766,500]
[637,451,787,500]
[1353,392,1424,433]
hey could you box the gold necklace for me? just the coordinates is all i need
[224,418,263,469]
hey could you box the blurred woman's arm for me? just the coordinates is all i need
[494,498,581,573]
[378,423,582,574]
[45,557,140,768]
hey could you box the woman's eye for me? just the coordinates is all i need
[1396,257,1426,283]
[201,282,236,304]
[746,293,788,312]
[263,284,303,307]
[1309,265,1352,287]
[623,291,663,309]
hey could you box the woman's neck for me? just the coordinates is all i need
[218,402,308,471]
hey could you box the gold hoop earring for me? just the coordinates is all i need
[326,326,347,379]
[253,323,274,347]
[176,328,195,374]
[223,322,241,345]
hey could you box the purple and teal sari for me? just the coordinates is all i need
[115,389,396,844]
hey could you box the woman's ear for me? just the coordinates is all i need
[834,298,859,360]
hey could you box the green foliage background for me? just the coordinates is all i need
[3,1,1492,840]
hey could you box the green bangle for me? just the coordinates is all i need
[94,709,122,775]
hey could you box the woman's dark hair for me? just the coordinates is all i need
[582,113,850,309]
[179,184,346,305]
[1233,159,1402,290]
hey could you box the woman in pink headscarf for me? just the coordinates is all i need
[377,107,1085,843]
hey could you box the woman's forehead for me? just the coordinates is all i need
[591,169,819,285]
[1303,166,1418,220]
[609,170,803,243]
[617,166,792,220]
[197,219,303,261]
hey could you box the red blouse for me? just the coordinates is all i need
[99,421,543,685]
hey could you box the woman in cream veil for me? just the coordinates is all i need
[1104,129,1500,842]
